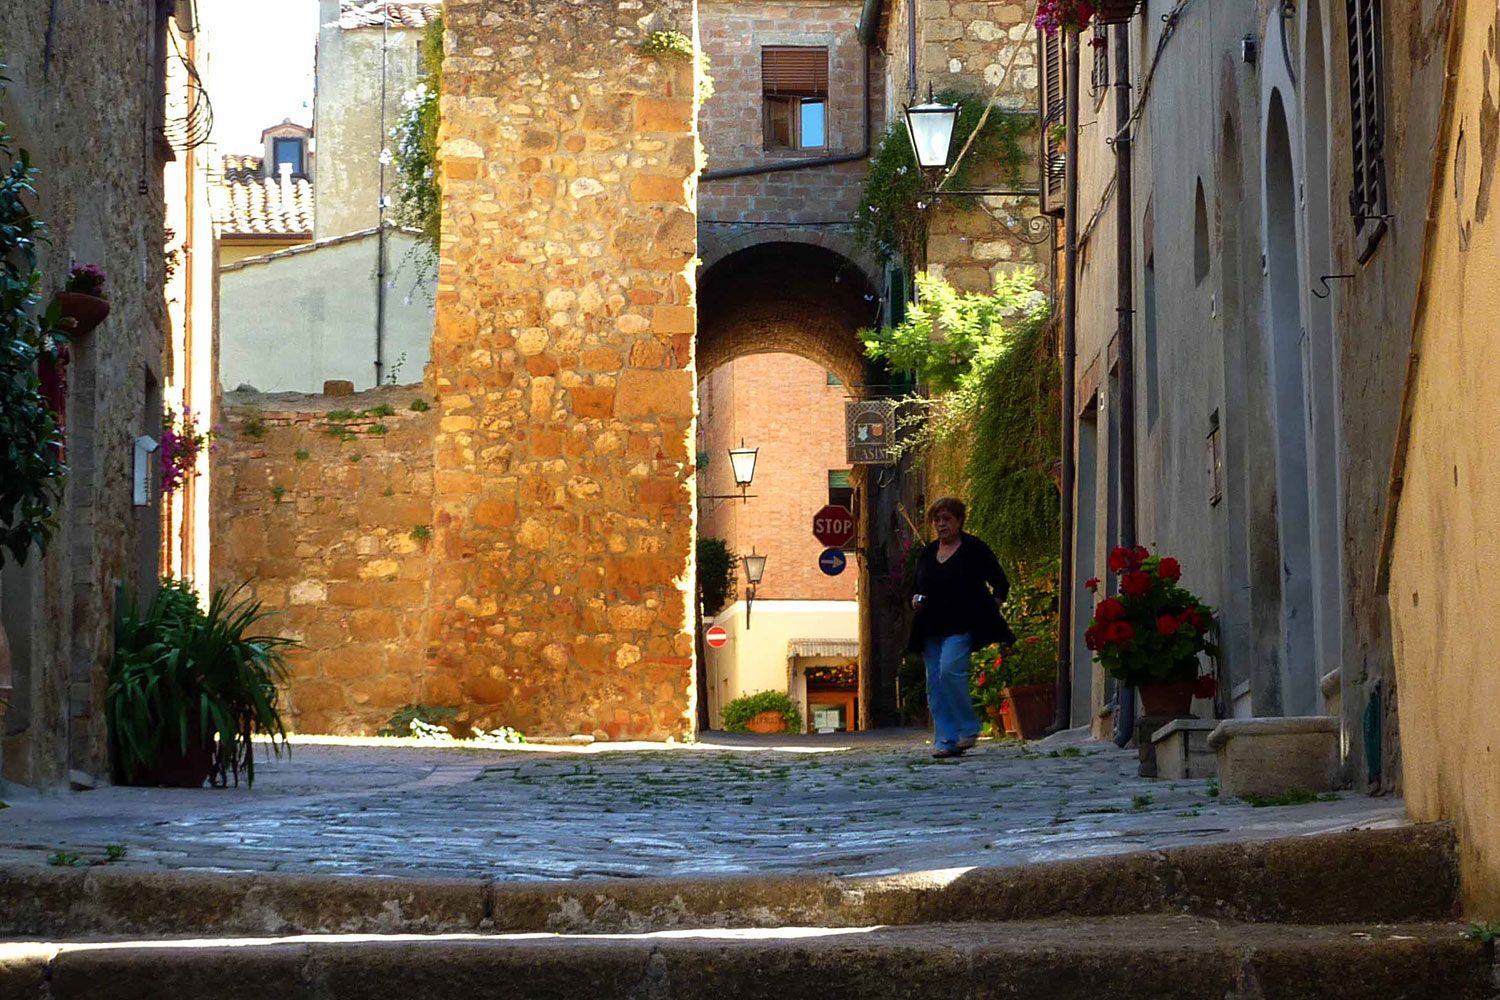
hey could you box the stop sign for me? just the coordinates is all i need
[812,504,855,548]
[705,625,729,649]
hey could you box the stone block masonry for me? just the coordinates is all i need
[429,0,701,740]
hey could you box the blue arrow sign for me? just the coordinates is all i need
[818,547,847,577]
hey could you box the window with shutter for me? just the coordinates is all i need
[1345,0,1388,261]
[763,47,830,150]
[1040,28,1066,217]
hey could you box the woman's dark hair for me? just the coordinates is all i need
[928,496,967,524]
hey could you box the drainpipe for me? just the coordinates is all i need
[374,6,390,387]
[1111,21,1137,748]
[1051,28,1081,734]
[700,30,872,181]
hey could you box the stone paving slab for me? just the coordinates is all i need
[0,730,1403,881]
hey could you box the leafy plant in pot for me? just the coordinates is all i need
[720,690,802,734]
[1084,547,1219,717]
[108,580,295,788]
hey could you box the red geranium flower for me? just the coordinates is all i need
[976,673,987,687]
[1121,571,1153,598]
[1108,547,1131,573]
[1104,621,1135,643]
[1158,557,1182,582]
[1156,613,1180,636]
[1095,597,1125,622]
[1085,577,1100,592]
[1130,545,1150,566]
[1193,674,1218,699]
[993,655,1004,668]
[1183,607,1206,633]
[1084,627,1101,651]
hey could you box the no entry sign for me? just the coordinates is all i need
[812,504,855,548]
[705,625,729,649]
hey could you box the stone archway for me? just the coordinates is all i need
[698,241,882,385]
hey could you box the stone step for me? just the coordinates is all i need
[0,824,1458,939]
[1,918,1494,999]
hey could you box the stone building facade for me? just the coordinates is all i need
[0,1,173,787]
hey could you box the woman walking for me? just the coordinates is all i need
[909,497,1014,758]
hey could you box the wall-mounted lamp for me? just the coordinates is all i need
[904,86,960,170]
[701,439,760,503]
[742,549,767,628]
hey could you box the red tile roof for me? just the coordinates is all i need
[339,2,441,29]
[215,155,314,239]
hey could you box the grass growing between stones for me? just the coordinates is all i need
[1241,789,1341,808]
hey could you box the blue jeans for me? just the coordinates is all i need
[924,632,979,751]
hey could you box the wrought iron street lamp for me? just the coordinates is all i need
[701,439,760,503]
[904,87,960,170]
[742,548,767,628]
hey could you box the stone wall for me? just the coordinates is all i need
[0,0,170,787]
[428,0,700,741]
[212,386,439,735]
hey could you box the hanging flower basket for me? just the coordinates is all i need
[54,264,110,336]
[1094,0,1141,23]
[54,292,109,336]
[1036,0,1097,34]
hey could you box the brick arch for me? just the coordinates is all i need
[698,225,881,292]
[697,241,881,388]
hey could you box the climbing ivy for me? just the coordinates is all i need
[864,270,1059,569]
[855,90,1031,266]
[392,15,443,253]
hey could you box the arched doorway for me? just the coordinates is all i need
[694,242,888,733]
[1262,90,1320,716]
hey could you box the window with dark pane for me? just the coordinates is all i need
[273,137,306,177]
[763,47,829,150]
[1040,28,1066,217]
[1346,0,1388,261]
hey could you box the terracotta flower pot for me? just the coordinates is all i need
[745,710,787,734]
[54,292,110,336]
[1095,0,1141,23]
[1002,683,1057,740]
[1138,679,1197,718]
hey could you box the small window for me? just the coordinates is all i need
[272,137,306,177]
[828,469,854,510]
[1040,28,1066,216]
[1193,180,1210,285]
[1089,24,1109,103]
[1346,0,1389,261]
[763,47,829,150]
[1206,410,1223,506]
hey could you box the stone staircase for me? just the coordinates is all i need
[1,824,1495,998]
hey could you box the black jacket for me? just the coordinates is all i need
[907,533,1015,652]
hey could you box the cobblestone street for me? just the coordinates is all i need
[0,731,1401,881]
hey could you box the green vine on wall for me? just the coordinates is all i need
[855,90,1031,266]
[863,270,1059,569]
[697,536,737,617]
[0,66,68,566]
[392,15,443,254]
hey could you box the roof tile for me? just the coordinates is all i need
[339,2,442,29]
[214,154,314,239]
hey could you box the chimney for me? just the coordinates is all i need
[278,161,296,208]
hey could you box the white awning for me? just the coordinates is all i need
[787,639,859,659]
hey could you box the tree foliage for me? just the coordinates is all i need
[697,536,737,617]
[0,67,68,567]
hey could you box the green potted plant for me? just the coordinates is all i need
[720,690,802,734]
[1085,547,1219,717]
[54,263,110,336]
[107,580,295,788]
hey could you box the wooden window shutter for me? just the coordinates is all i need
[1346,0,1388,261]
[762,47,829,97]
[1040,28,1066,217]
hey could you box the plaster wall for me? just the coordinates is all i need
[219,231,435,393]
[704,600,858,726]
[1386,0,1500,918]
[314,0,428,240]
